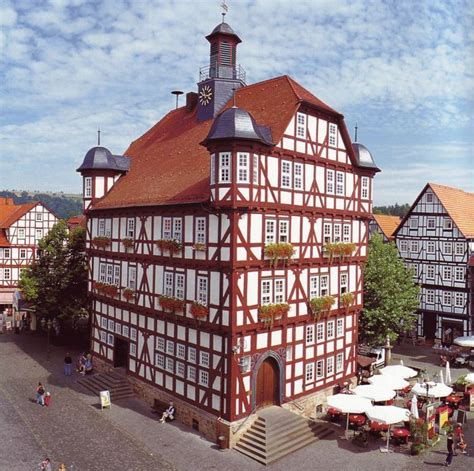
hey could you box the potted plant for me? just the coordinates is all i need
[410,443,424,456]
[158,295,185,313]
[454,374,469,392]
[258,303,289,328]
[156,239,182,255]
[264,243,294,268]
[190,301,208,321]
[122,238,134,250]
[340,292,354,312]
[92,236,111,249]
[192,242,207,252]
[323,242,337,264]
[341,242,356,261]
[122,288,135,301]
[309,295,335,320]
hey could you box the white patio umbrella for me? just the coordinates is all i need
[410,394,419,419]
[465,373,474,384]
[369,374,409,390]
[453,336,474,348]
[327,394,372,435]
[412,382,453,398]
[353,385,396,402]
[379,364,418,379]
[366,405,411,452]
[440,370,445,385]
[400,359,404,366]
[445,361,452,385]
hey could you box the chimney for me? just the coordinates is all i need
[186,92,198,112]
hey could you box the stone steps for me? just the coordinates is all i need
[77,371,135,401]
[234,406,334,465]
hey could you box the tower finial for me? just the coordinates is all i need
[97,128,101,146]
[220,0,228,23]
[354,123,358,143]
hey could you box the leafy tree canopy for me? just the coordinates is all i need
[373,203,410,218]
[360,233,420,346]
[19,220,88,322]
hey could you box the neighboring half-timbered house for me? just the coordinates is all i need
[0,197,58,312]
[369,214,401,242]
[394,184,474,344]
[77,20,380,442]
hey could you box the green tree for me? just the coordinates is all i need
[19,220,88,324]
[360,233,420,346]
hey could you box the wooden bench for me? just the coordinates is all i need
[152,399,177,421]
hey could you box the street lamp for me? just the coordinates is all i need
[46,319,52,361]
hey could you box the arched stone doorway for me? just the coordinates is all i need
[255,356,280,409]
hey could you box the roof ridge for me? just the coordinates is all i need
[428,182,474,196]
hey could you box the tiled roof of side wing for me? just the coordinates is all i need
[0,202,38,228]
[429,183,474,238]
[0,229,10,246]
[373,214,401,240]
[93,75,346,210]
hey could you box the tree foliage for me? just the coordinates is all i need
[373,203,410,217]
[19,220,88,322]
[360,233,420,346]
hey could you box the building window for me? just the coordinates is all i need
[36,213,43,222]
[296,112,306,138]
[426,290,435,304]
[162,218,172,240]
[442,266,452,281]
[187,366,196,381]
[333,224,341,242]
[443,218,452,230]
[175,273,185,300]
[316,323,324,342]
[327,320,335,340]
[115,323,121,335]
[320,275,329,296]
[3,268,10,280]
[337,318,344,337]
[455,243,464,255]
[306,325,314,344]
[343,224,351,242]
[18,228,25,239]
[427,241,435,254]
[261,278,285,304]
[107,334,114,346]
[410,218,418,229]
[281,161,292,188]
[100,317,107,329]
[35,229,43,240]
[413,264,419,278]
[427,218,435,229]
[336,353,344,373]
[326,169,334,194]
[126,218,135,238]
[188,347,196,363]
[454,292,464,307]
[113,265,120,286]
[99,263,106,282]
[323,223,332,244]
[85,177,92,197]
[326,357,334,376]
[426,193,433,203]
[400,240,408,252]
[122,325,129,338]
[164,272,173,296]
[173,218,182,242]
[199,370,209,386]
[443,242,452,254]
[427,265,435,279]
[197,276,208,305]
[165,357,174,373]
[20,249,27,259]
[411,241,419,253]
[176,344,185,359]
[336,172,344,196]
[155,354,165,369]
[128,266,137,290]
[130,328,137,341]
[176,361,185,377]
[253,154,259,185]
[316,360,324,379]
[294,163,303,190]
[100,330,106,342]
[106,265,113,284]
[361,177,369,199]
[305,363,314,382]
[274,279,285,303]
[442,292,451,306]
[265,220,276,244]
[200,351,210,368]
[210,154,216,185]
[309,275,319,299]
[98,219,105,236]
[278,220,289,242]
[455,267,464,282]
[195,217,206,244]
[240,356,251,373]
[237,152,249,183]
[166,340,174,355]
[219,152,231,183]
[328,123,337,146]
[340,273,348,294]
[130,342,136,356]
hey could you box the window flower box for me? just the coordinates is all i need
[94,281,118,298]
[258,303,289,328]
[264,243,294,268]
[122,288,135,301]
[340,292,355,312]
[158,295,184,313]
[309,295,336,321]
[92,236,111,249]
[190,301,209,321]
[192,243,207,252]
[122,238,134,250]
[323,242,356,263]
[156,239,182,255]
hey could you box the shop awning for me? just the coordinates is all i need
[0,291,13,305]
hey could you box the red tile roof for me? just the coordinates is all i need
[94,75,351,210]
[0,201,38,229]
[372,214,401,241]
[67,215,86,229]
[0,229,10,246]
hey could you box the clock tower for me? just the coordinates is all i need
[197,21,246,121]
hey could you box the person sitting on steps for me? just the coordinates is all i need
[160,401,175,423]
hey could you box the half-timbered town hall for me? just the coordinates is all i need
[77,19,380,444]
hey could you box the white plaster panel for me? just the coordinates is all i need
[257,333,268,350]
[295,343,304,359]
[189,328,197,344]
[294,379,303,394]
[295,325,304,341]
[187,385,195,401]
[317,345,324,356]
[271,329,282,346]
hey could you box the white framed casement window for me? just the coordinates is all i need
[126,218,135,238]
[400,240,408,252]
[176,361,185,377]
[3,268,10,280]
[333,224,341,242]
[176,344,185,359]
[175,273,185,299]
[294,163,303,190]
[162,217,172,239]
[188,347,196,363]
[165,358,174,373]
[130,328,137,341]
[281,161,292,188]
[100,330,106,343]
[454,292,464,307]
[274,278,285,303]
[316,322,324,342]
[320,275,329,296]
[337,318,344,337]
[195,217,206,244]
[113,265,120,287]
[443,218,452,230]
[261,279,272,304]
[105,220,111,237]
[3,248,10,258]
[210,154,216,185]
[122,325,129,338]
[361,177,369,199]
[296,112,306,138]
[305,363,314,383]
[99,263,106,282]
[98,219,105,236]
[326,169,335,194]
[199,351,210,367]
[166,340,174,355]
[219,152,231,183]
[199,370,209,386]
[455,243,464,255]
[128,266,136,290]
[36,212,43,222]
[237,152,249,183]
[427,241,435,254]
[84,177,92,197]
[108,319,114,331]
[443,242,452,254]
[442,266,452,281]
[427,265,435,280]
[309,275,319,299]
[339,273,348,294]
[253,154,259,185]
[306,325,314,345]
[323,223,332,244]
[455,267,464,282]
[265,220,276,243]
[328,123,337,146]
[187,365,196,381]
[411,240,419,253]
[327,320,335,340]
[343,224,351,242]
[316,360,324,379]
[172,218,182,242]
[336,172,344,196]
[20,248,27,259]
[155,353,165,369]
[278,220,289,242]
[336,353,344,373]
[426,290,435,304]
[413,264,419,278]
[426,193,433,203]
[326,357,334,376]
[18,228,25,239]
[106,265,113,284]
[197,276,208,305]
[410,218,418,229]
[107,334,114,346]
[427,218,435,229]
[35,229,43,240]
[442,292,451,306]
[164,272,173,296]
[115,322,121,335]
[100,316,107,329]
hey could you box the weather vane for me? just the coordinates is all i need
[221,0,228,22]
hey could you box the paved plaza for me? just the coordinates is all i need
[0,331,472,471]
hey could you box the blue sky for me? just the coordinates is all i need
[0,0,472,205]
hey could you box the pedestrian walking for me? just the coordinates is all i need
[445,432,454,467]
[36,382,45,406]
[39,457,52,470]
[64,352,72,376]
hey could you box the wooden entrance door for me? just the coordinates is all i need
[255,357,279,408]
[114,337,129,368]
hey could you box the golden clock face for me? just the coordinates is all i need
[199,85,213,106]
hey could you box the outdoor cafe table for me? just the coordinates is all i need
[349,414,366,427]
[445,394,462,405]
[370,421,389,432]
[436,405,453,416]
[328,407,342,420]
[391,427,410,444]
